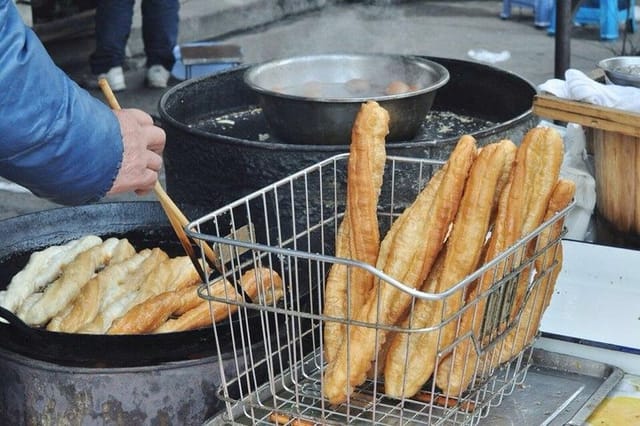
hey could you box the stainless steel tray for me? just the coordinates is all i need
[481,348,624,425]
[204,348,624,425]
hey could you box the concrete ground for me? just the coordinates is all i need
[1,0,638,220]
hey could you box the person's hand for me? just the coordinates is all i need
[107,108,165,196]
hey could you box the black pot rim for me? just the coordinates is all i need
[158,56,537,152]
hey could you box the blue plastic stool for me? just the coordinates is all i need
[501,0,554,27]
[548,0,637,40]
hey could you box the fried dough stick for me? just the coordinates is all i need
[323,135,476,405]
[323,101,389,363]
[502,127,564,326]
[496,179,575,364]
[384,140,516,398]
[458,179,575,391]
[110,267,283,335]
[436,141,575,396]
[153,267,284,333]
[107,256,203,334]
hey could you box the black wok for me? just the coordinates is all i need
[0,201,244,367]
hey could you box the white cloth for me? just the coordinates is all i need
[538,69,640,113]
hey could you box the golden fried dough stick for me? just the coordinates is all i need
[442,127,563,395]
[384,140,515,398]
[323,135,477,405]
[322,219,351,362]
[323,101,389,363]
[383,247,445,395]
[346,100,389,307]
[502,127,564,326]
[464,179,574,386]
[108,291,182,334]
[172,283,207,316]
[77,248,169,334]
[135,256,202,300]
[154,267,284,333]
[496,178,575,364]
[48,249,152,332]
[106,256,203,334]
[437,175,573,398]
[152,282,240,333]
[19,238,127,326]
[429,141,519,397]
[239,267,285,305]
[0,235,102,314]
[363,172,444,381]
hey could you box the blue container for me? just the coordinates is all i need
[501,0,554,27]
[547,0,637,40]
[171,42,242,80]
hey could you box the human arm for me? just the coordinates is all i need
[0,0,163,205]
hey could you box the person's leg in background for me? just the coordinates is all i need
[141,0,180,88]
[89,0,136,91]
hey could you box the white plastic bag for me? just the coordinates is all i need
[559,123,596,240]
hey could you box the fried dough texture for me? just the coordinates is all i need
[384,140,515,398]
[457,179,574,390]
[503,127,564,325]
[153,267,284,333]
[107,256,202,334]
[436,130,567,397]
[323,100,389,363]
[152,280,239,333]
[323,135,477,405]
[496,178,575,364]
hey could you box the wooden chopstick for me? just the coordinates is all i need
[98,79,223,275]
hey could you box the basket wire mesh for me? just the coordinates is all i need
[186,153,571,425]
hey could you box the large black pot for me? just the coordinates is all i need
[0,202,237,425]
[159,56,538,211]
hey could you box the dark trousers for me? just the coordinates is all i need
[90,0,179,74]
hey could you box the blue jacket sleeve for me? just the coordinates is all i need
[0,0,123,206]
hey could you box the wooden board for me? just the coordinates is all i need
[533,94,640,138]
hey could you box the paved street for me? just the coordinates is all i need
[2,0,637,220]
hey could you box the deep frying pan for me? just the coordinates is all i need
[0,201,244,367]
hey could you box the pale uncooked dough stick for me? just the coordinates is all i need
[77,248,169,334]
[0,235,102,313]
[19,238,121,326]
[49,249,151,333]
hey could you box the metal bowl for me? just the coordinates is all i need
[243,53,450,145]
[598,56,640,88]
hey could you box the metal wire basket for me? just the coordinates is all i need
[186,153,571,426]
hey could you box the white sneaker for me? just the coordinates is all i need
[97,66,126,92]
[146,65,171,88]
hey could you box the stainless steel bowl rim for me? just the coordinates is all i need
[598,56,640,85]
[243,53,450,102]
